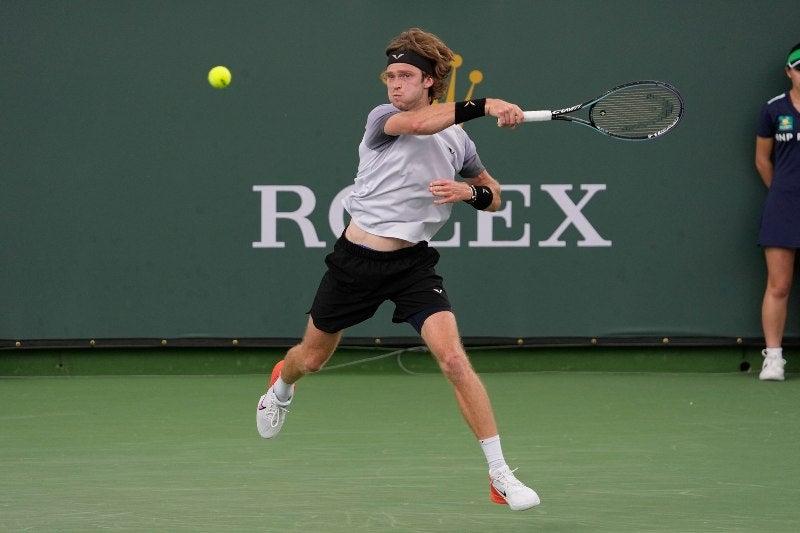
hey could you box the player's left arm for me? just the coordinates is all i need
[464,170,501,212]
[429,170,501,212]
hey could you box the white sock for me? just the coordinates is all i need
[765,347,783,358]
[480,435,506,472]
[272,376,294,402]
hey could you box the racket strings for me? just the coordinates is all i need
[589,86,682,139]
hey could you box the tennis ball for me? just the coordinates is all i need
[208,66,231,89]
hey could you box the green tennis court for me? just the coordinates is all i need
[1,349,798,532]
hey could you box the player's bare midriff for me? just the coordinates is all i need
[345,222,417,252]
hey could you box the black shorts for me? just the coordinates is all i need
[308,235,452,333]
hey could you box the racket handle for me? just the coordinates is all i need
[522,110,552,122]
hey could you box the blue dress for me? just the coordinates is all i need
[757,92,800,248]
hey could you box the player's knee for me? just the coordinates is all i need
[287,344,331,375]
[303,356,328,374]
[438,351,473,384]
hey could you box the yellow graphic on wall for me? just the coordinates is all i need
[439,54,483,103]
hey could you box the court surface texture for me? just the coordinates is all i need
[1,347,798,532]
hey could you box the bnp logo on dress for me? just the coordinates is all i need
[778,115,793,131]
[439,54,483,104]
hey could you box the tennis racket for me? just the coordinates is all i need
[521,81,684,140]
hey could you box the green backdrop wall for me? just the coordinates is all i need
[2,0,799,342]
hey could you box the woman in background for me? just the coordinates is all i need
[755,42,800,381]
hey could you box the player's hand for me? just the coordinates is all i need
[429,179,471,205]
[485,98,524,128]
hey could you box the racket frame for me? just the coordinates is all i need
[522,80,684,140]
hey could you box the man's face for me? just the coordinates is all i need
[385,63,431,110]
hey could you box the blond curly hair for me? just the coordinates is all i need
[385,28,454,103]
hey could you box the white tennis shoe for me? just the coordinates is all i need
[256,359,294,438]
[256,389,290,438]
[489,465,541,511]
[759,350,786,381]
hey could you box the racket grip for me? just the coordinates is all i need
[522,110,552,122]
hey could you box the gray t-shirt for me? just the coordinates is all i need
[342,103,485,242]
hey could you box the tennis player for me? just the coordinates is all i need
[257,27,540,510]
[755,42,800,381]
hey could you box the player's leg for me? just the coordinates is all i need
[282,316,343,383]
[760,247,795,380]
[420,310,540,510]
[420,310,497,438]
[257,317,342,438]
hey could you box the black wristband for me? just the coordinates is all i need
[464,184,493,210]
[454,98,486,124]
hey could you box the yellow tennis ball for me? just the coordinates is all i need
[208,66,231,89]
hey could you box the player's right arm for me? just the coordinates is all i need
[384,99,524,136]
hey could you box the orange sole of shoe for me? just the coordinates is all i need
[489,479,508,505]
